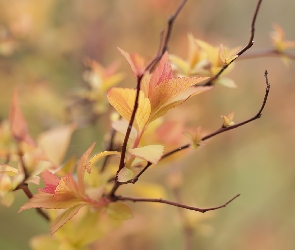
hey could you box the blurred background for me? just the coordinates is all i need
[1,0,295,249]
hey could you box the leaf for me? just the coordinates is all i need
[149,78,211,122]
[38,124,76,166]
[9,89,35,146]
[221,112,235,127]
[107,202,133,220]
[216,77,237,88]
[117,167,134,182]
[30,235,60,250]
[118,47,145,76]
[149,52,173,90]
[77,143,96,197]
[39,170,60,194]
[87,151,120,173]
[112,118,137,139]
[19,192,86,211]
[50,204,85,234]
[129,145,164,164]
[107,88,151,133]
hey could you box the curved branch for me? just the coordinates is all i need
[115,194,240,213]
[203,0,263,86]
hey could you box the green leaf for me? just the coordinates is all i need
[117,167,134,182]
[107,202,133,220]
[216,77,237,88]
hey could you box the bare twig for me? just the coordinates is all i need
[145,0,187,72]
[203,0,263,86]
[239,48,295,61]
[115,194,240,213]
[100,127,117,173]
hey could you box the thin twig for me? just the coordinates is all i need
[145,0,187,72]
[239,48,295,60]
[203,0,263,86]
[117,75,143,173]
[115,194,240,213]
[18,184,50,221]
[100,127,117,173]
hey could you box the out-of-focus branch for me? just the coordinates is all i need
[203,0,263,86]
[18,184,50,221]
[114,194,240,213]
[239,48,295,61]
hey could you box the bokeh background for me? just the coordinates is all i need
[1,0,295,249]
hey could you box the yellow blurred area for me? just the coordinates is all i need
[1,0,295,249]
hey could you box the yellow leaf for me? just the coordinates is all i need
[129,145,164,164]
[107,88,151,133]
[87,151,120,173]
[50,204,85,234]
[117,167,134,182]
[38,124,76,166]
[107,202,133,220]
[77,143,96,197]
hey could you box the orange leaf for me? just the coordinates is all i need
[118,47,145,77]
[50,204,85,234]
[77,143,96,197]
[148,77,210,122]
[9,89,35,146]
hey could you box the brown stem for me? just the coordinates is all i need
[115,194,240,213]
[203,0,263,86]
[145,0,187,72]
[117,74,143,173]
[18,184,50,221]
[100,127,117,173]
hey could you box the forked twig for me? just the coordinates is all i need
[203,0,263,86]
[122,70,270,184]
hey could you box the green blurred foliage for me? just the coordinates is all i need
[1,0,295,249]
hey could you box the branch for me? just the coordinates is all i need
[115,194,240,213]
[145,0,187,72]
[203,0,263,86]
[100,127,117,173]
[110,0,188,197]
[124,70,270,184]
[18,184,50,221]
[239,48,295,61]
